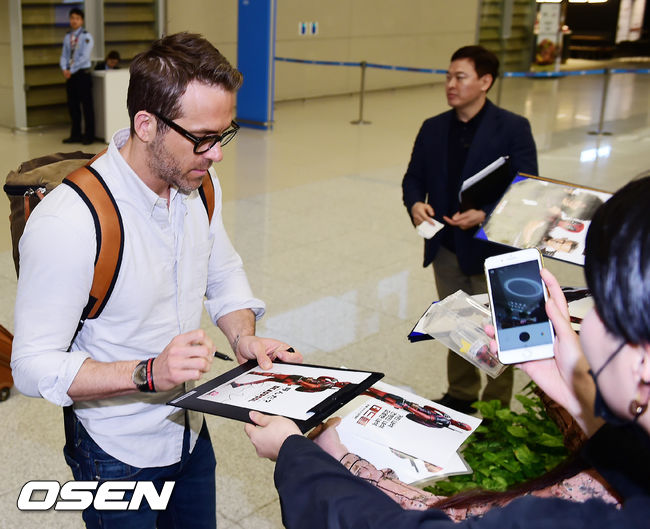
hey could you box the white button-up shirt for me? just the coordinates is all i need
[12,129,265,467]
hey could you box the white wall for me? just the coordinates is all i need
[0,0,479,129]
[274,0,479,100]
[167,0,479,102]
[166,0,239,73]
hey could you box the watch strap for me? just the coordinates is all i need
[134,358,156,392]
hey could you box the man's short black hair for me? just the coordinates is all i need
[451,45,499,89]
[585,176,650,345]
[69,7,84,19]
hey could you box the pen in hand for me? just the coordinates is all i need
[214,350,234,361]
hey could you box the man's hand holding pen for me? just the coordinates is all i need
[151,329,215,392]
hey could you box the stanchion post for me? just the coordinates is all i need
[351,60,371,125]
[588,68,612,136]
[496,73,504,107]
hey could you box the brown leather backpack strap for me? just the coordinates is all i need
[63,166,124,322]
[23,194,32,221]
[198,171,215,223]
[86,148,108,165]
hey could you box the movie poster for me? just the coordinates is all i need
[195,363,376,421]
[337,381,481,470]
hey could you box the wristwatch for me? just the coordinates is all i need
[132,358,156,392]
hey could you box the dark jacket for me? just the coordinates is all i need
[402,100,538,275]
[274,423,650,529]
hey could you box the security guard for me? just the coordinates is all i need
[59,8,95,145]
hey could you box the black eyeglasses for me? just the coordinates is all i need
[152,111,239,154]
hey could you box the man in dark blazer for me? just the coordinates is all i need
[402,45,538,413]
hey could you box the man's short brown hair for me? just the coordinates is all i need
[127,32,243,133]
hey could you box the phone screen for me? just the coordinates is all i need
[486,260,553,351]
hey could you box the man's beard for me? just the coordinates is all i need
[147,134,208,195]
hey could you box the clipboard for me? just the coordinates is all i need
[167,360,384,433]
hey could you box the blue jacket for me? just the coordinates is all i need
[402,100,538,275]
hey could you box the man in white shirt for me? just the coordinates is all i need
[12,32,301,529]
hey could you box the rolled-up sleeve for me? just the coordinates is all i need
[11,189,95,406]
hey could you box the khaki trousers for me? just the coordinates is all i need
[432,246,513,405]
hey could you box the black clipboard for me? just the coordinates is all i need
[167,360,384,433]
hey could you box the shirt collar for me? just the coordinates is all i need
[108,129,186,219]
[453,100,488,127]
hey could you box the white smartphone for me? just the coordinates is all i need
[484,248,555,364]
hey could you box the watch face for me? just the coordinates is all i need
[133,362,148,386]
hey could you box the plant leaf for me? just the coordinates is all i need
[506,425,528,438]
[432,387,567,494]
[514,444,539,466]
[536,432,566,448]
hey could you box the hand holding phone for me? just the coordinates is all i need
[484,248,555,364]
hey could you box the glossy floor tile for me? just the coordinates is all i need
[0,59,649,528]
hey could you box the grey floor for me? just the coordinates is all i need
[1,58,649,528]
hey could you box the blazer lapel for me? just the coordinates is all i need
[437,110,452,186]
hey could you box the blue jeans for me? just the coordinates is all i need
[63,407,217,529]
